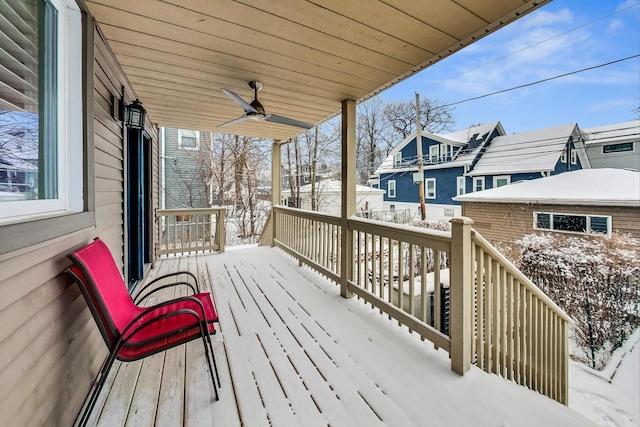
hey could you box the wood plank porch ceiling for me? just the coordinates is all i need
[86,0,549,141]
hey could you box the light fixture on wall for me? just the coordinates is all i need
[121,98,146,130]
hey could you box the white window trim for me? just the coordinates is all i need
[388,180,396,198]
[393,152,402,167]
[429,145,439,163]
[425,178,436,199]
[473,177,485,192]
[560,151,567,163]
[533,211,612,237]
[0,0,83,223]
[602,142,635,154]
[178,129,200,150]
[570,150,577,165]
[457,176,465,196]
[493,175,511,187]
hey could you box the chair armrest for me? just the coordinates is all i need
[134,281,197,305]
[144,271,200,292]
[120,295,210,342]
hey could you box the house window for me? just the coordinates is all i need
[603,142,633,153]
[473,177,485,192]
[534,212,611,236]
[457,176,465,196]
[0,0,83,221]
[425,178,436,199]
[429,145,439,163]
[560,150,567,163]
[493,175,511,187]
[178,129,200,150]
[389,204,395,213]
[388,180,396,198]
[393,152,402,167]
[570,150,577,165]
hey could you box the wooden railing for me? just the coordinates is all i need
[349,217,452,351]
[273,206,342,283]
[471,231,572,404]
[268,206,572,404]
[156,208,226,256]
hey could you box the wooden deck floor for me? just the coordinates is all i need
[87,246,594,427]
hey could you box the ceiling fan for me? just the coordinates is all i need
[220,81,313,130]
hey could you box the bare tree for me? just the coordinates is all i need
[298,125,340,210]
[357,98,392,185]
[384,96,455,139]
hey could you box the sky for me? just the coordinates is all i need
[378,0,640,134]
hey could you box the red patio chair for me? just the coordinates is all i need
[66,238,220,427]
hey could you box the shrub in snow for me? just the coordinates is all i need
[410,219,451,232]
[515,232,640,370]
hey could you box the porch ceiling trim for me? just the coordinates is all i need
[86,0,549,140]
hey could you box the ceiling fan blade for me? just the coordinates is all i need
[219,115,250,128]
[221,89,258,114]
[265,114,313,129]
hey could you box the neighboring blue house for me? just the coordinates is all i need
[372,122,590,221]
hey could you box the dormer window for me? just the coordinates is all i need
[393,152,402,168]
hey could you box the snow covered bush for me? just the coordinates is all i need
[515,232,640,370]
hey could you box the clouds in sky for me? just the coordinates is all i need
[379,0,639,131]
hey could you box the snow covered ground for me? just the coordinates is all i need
[569,328,640,427]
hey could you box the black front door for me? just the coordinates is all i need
[126,129,150,286]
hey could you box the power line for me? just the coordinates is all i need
[441,55,640,108]
[425,2,640,90]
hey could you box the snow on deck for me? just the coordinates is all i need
[89,247,595,426]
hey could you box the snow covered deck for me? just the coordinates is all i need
[86,246,595,426]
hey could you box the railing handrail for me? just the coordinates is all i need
[349,216,452,252]
[472,230,574,325]
[274,205,342,226]
[157,207,226,215]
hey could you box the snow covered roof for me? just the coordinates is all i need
[582,120,640,146]
[467,123,581,176]
[454,168,640,207]
[374,122,503,175]
[444,121,504,168]
[441,121,502,144]
[283,179,385,195]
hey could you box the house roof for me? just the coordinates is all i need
[283,180,385,195]
[454,168,640,207]
[467,123,582,176]
[374,121,503,175]
[582,120,640,146]
[445,121,505,167]
[85,1,549,141]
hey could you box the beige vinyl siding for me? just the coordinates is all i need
[462,202,640,244]
[0,23,159,425]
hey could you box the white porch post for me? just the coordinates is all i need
[450,216,474,375]
[340,99,356,298]
[271,141,282,246]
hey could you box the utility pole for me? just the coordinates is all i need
[416,92,426,220]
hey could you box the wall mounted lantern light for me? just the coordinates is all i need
[121,98,146,130]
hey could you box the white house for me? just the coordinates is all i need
[583,120,640,171]
[282,179,385,216]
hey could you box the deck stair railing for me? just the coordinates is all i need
[156,208,226,256]
[269,205,571,405]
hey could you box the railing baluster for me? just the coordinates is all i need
[506,272,514,381]
[434,250,441,333]
[475,245,484,370]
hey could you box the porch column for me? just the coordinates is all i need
[450,216,474,375]
[271,141,282,246]
[340,99,356,298]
